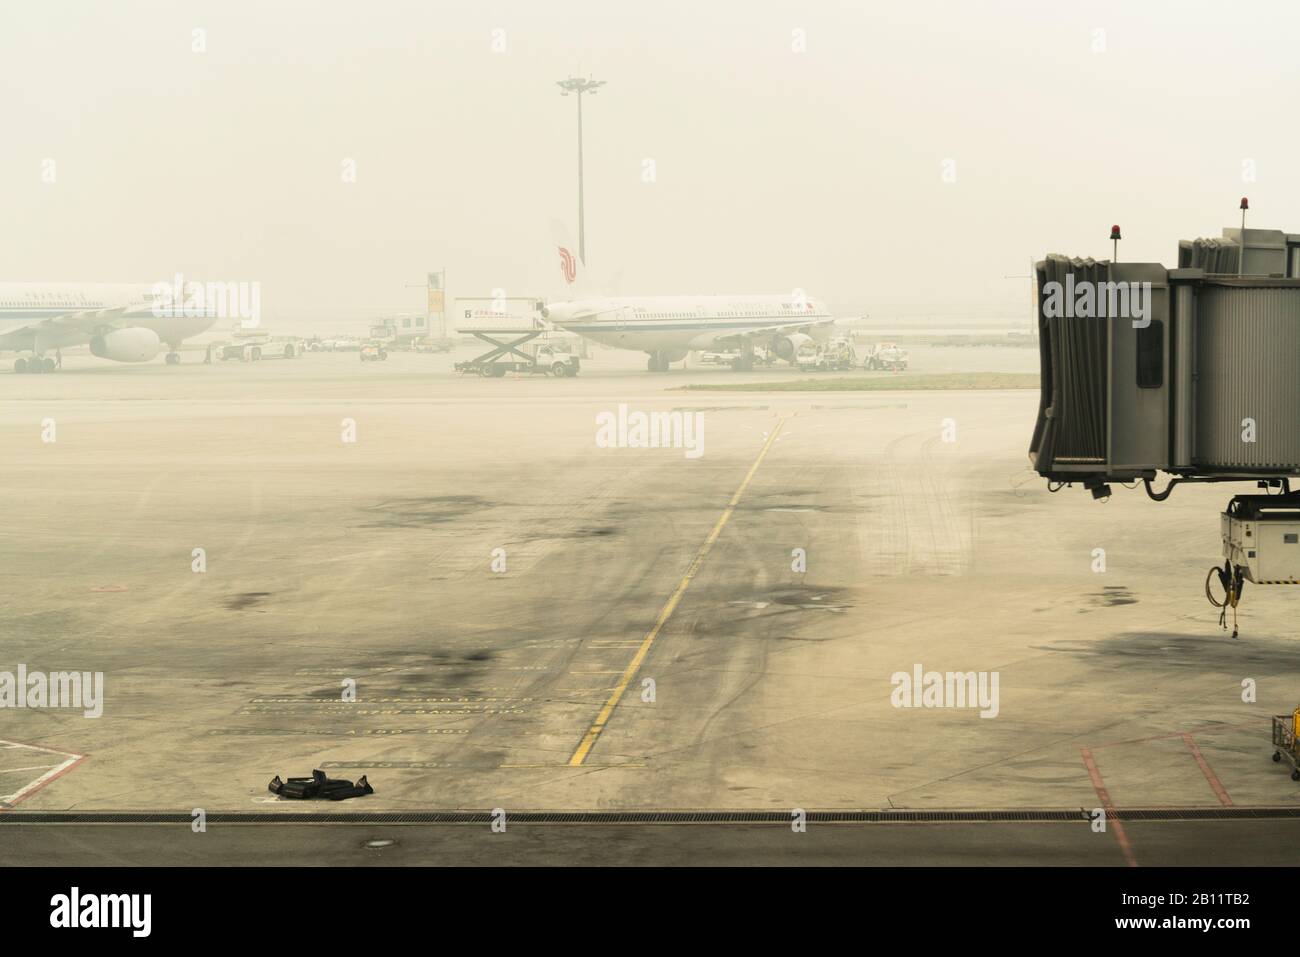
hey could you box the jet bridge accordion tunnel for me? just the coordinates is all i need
[1028,223,1300,635]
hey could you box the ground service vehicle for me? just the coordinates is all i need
[863,342,909,371]
[411,337,454,353]
[820,337,858,370]
[212,335,301,362]
[455,343,580,377]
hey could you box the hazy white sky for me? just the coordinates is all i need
[3,0,1299,322]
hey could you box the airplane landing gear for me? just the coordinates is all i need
[646,350,687,372]
[730,336,755,372]
[14,356,56,373]
[165,352,181,365]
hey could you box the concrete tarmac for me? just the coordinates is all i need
[2,345,1297,865]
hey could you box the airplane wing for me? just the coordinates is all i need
[688,316,837,350]
[0,304,155,351]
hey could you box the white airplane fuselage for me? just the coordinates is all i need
[0,282,216,354]
[542,294,833,355]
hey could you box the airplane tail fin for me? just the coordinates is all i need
[548,219,591,298]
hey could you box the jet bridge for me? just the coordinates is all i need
[1029,210,1300,635]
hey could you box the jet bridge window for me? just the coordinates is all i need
[1136,318,1164,389]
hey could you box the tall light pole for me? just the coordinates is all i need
[556,75,605,265]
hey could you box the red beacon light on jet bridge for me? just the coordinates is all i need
[1240,197,1250,210]
[1109,224,1122,240]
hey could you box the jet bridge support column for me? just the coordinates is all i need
[1170,271,1199,470]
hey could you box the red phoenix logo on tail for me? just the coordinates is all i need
[558,246,576,285]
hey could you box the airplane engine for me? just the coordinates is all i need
[89,327,162,363]
[773,332,812,361]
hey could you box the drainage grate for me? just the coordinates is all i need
[2,807,1299,825]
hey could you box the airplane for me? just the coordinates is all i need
[0,282,218,373]
[538,235,836,372]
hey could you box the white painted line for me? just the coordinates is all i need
[0,755,82,806]
[0,739,86,808]
[0,739,75,756]
[0,765,59,775]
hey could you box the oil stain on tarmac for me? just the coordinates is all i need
[359,495,489,529]
[225,592,272,611]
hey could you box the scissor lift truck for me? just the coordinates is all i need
[453,326,580,377]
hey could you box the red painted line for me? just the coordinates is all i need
[2,754,87,810]
[1080,746,1138,867]
[1181,732,1234,807]
[0,738,87,813]
[1091,718,1267,750]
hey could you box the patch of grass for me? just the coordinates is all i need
[889,334,1039,349]
[678,372,1040,392]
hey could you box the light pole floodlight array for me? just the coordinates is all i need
[556,76,605,265]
